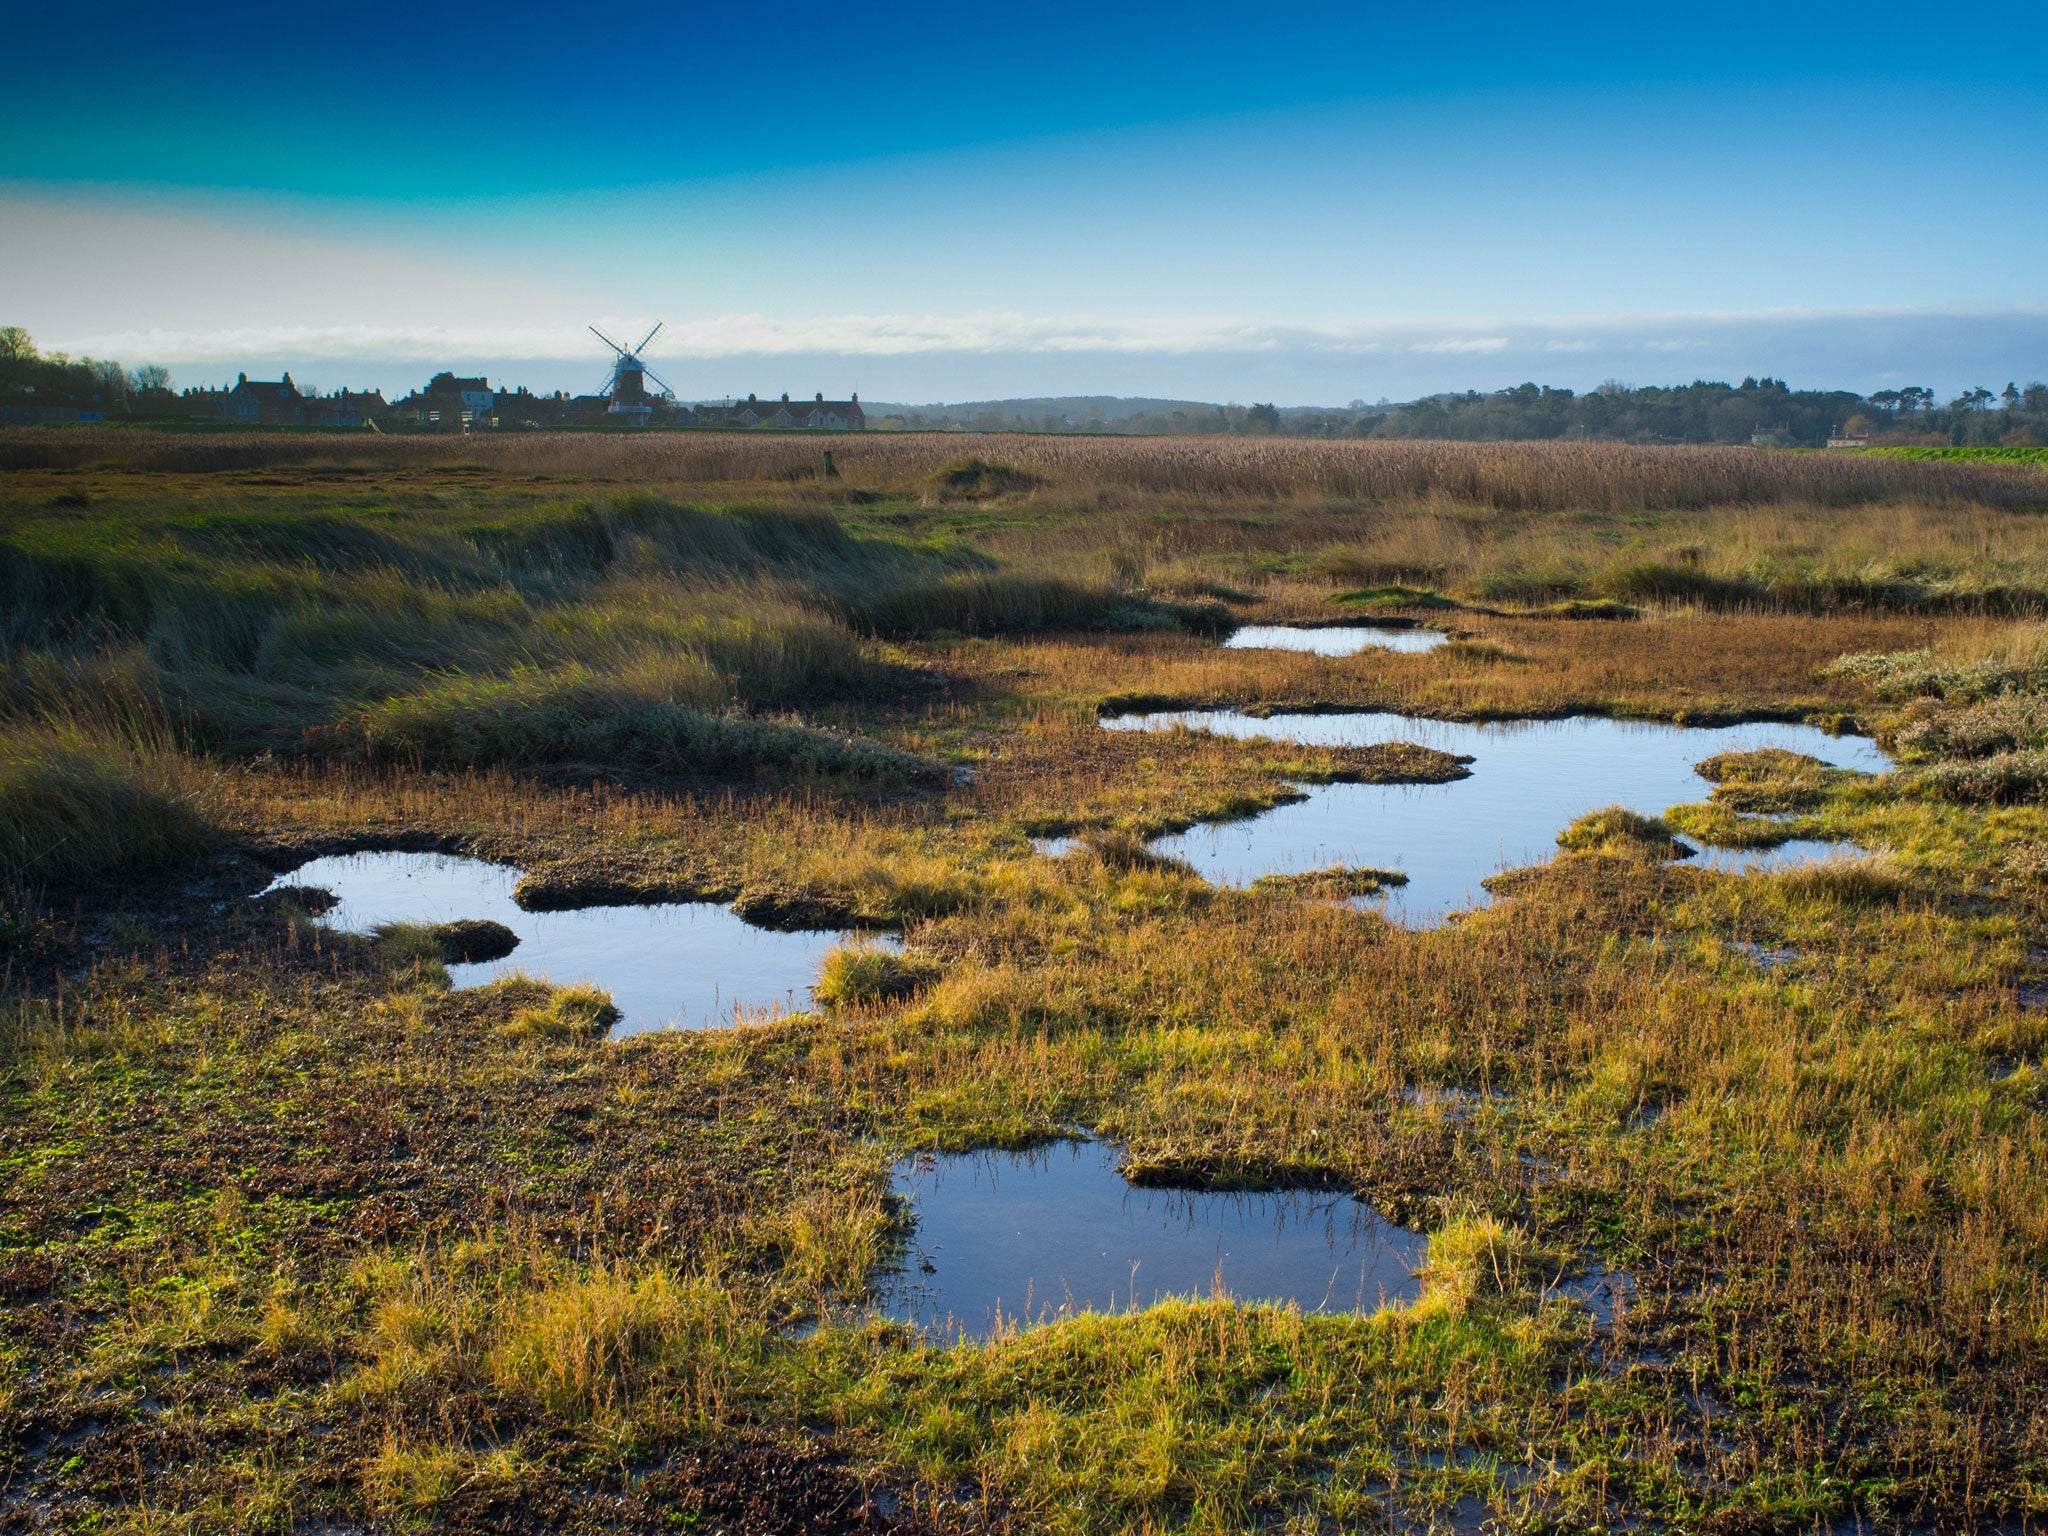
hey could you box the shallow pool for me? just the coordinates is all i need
[1223,624,1448,656]
[878,1140,1425,1338]
[264,851,877,1035]
[1103,710,1891,925]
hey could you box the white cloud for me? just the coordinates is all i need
[71,309,2024,366]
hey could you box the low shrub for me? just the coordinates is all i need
[1442,639,1524,666]
[847,573,1228,640]
[372,923,452,979]
[1891,694,2048,761]
[1694,748,1831,783]
[1072,828,1196,876]
[1588,561,1756,608]
[1915,750,2048,804]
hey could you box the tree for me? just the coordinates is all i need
[0,327,34,362]
[1244,402,1281,433]
[2003,382,2022,411]
[132,364,171,392]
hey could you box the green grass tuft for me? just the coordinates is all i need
[1556,805,1695,860]
[0,723,215,891]
[813,944,939,1007]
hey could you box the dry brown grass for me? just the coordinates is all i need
[950,610,1959,722]
[8,428,2043,511]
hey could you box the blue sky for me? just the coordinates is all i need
[5,0,2045,403]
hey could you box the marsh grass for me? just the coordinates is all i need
[1250,864,1409,898]
[12,443,2048,1532]
[813,944,939,1007]
[0,719,216,895]
[497,978,621,1043]
[1557,806,1694,860]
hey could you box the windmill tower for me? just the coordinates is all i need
[590,322,675,426]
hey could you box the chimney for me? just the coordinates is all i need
[851,392,858,403]
[816,392,824,402]
[238,372,247,385]
[781,392,789,402]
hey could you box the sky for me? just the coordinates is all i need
[4,0,2046,406]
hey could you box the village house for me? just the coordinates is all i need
[303,389,388,427]
[801,392,864,429]
[703,391,864,429]
[224,372,306,423]
[393,373,499,429]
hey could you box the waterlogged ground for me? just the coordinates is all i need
[878,1141,1425,1338]
[1108,708,1891,922]
[9,445,2048,1535]
[269,851,882,1033]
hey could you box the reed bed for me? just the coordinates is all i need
[7,426,2045,511]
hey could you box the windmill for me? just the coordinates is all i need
[590,322,675,425]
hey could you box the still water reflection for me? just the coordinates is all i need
[265,851,878,1035]
[1104,710,1891,925]
[1222,624,1448,656]
[879,1141,1425,1338]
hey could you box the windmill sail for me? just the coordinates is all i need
[590,322,666,423]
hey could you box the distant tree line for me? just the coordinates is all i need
[0,326,171,417]
[886,377,2048,446]
[6,321,2043,447]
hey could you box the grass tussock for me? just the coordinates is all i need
[1663,799,1806,849]
[498,980,621,1043]
[0,721,215,891]
[1761,852,1907,905]
[1416,1210,1536,1316]
[926,457,1043,499]
[341,662,935,783]
[1555,805,1695,860]
[1250,865,1409,899]
[1329,584,1459,611]
[488,1264,745,1422]
[813,944,939,1007]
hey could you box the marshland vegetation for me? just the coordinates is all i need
[4,429,2048,1532]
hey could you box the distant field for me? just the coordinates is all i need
[5,432,2048,1533]
[1866,443,2048,466]
[8,424,2048,509]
